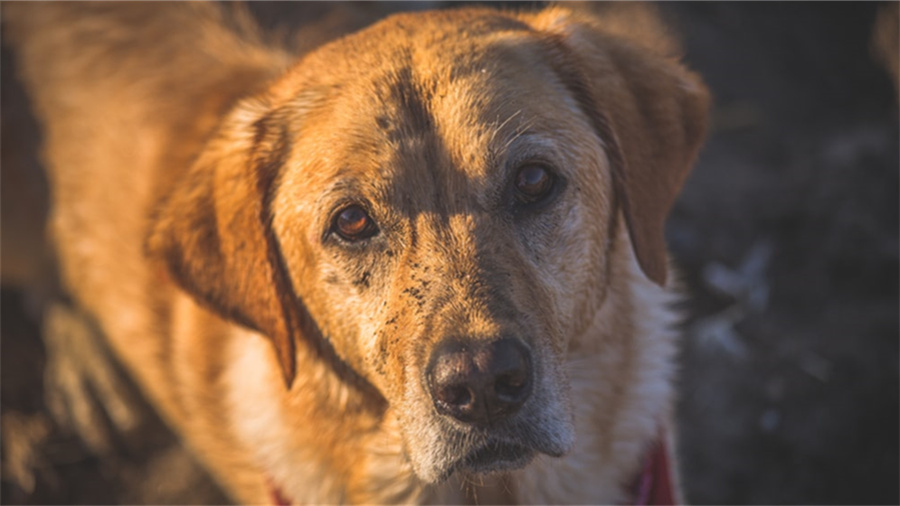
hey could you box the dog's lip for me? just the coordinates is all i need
[454,440,536,475]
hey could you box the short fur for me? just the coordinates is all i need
[4,3,709,504]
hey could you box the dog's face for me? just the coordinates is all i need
[269,14,615,481]
[148,7,708,484]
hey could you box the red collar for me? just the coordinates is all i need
[631,433,678,506]
[268,435,679,506]
[268,477,291,506]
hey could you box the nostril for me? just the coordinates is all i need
[427,341,479,420]
[436,384,473,409]
[487,338,533,412]
[494,371,528,401]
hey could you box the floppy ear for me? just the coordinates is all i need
[146,98,299,387]
[525,6,711,286]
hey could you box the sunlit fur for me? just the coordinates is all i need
[4,2,707,504]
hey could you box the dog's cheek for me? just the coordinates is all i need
[312,259,399,379]
[562,139,619,341]
[563,185,617,342]
[302,245,409,396]
[266,204,362,374]
[517,167,614,350]
[347,291,398,393]
[366,287,432,405]
[551,205,596,330]
[272,218,413,397]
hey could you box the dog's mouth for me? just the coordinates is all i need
[454,441,536,475]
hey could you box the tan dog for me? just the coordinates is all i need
[4,2,709,504]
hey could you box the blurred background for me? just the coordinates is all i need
[2,2,897,504]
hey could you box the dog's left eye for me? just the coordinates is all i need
[333,205,379,242]
[514,163,556,204]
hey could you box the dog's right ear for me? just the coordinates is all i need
[146,98,299,387]
[523,5,710,287]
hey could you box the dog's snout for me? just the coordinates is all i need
[426,338,532,425]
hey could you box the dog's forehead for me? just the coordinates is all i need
[280,10,580,208]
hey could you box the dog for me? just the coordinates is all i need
[4,2,709,503]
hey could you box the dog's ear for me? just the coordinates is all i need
[524,5,711,286]
[146,98,299,387]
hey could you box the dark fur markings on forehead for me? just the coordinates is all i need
[373,62,434,140]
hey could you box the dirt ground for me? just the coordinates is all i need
[662,3,898,504]
[1,2,897,504]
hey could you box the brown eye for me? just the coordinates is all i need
[334,205,378,241]
[514,164,555,202]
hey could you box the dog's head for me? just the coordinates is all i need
[147,6,708,483]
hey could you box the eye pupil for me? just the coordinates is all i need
[515,164,553,200]
[336,205,376,240]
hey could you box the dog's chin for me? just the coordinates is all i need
[415,440,541,484]
[458,442,536,475]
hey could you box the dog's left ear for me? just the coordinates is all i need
[523,6,711,286]
[146,98,300,387]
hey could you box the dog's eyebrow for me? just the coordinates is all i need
[486,110,525,149]
[491,131,561,168]
[500,124,539,156]
[313,174,393,219]
[316,176,366,203]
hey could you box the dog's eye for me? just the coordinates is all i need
[334,205,378,242]
[514,164,555,203]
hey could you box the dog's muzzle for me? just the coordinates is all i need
[411,336,571,482]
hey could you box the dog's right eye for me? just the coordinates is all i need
[333,205,379,242]
[514,163,557,205]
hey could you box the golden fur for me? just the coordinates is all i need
[4,3,709,503]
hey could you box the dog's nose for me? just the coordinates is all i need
[426,338,532,425]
